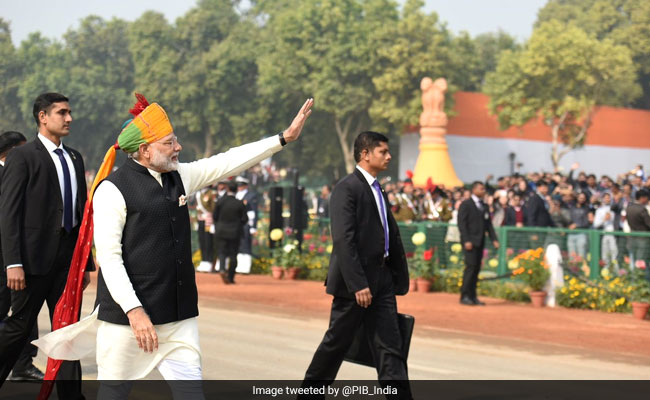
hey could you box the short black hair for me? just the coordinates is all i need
[353,131,388,162]
[636,189,649,200]
[536,180,549,187]
[227,181,237,193]
[471,181,484,190]
[0,131,27,156]
[33,92,69,126]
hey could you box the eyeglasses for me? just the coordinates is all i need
[155,136,179,147]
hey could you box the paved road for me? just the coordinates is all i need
[31,288,650,381]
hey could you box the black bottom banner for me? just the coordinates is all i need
[2,380,649,400]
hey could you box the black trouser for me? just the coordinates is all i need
[197,221,214,262]
[238,228,252,255]
[217,238,239,283]
[0,230,84,399]
[461,245,484,300]
[1,270,39,373]
[301,264,412,400]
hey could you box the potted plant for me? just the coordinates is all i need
[269,228,285,279]
[511,248,550,307]
[629,269,650,320]
[280,241,303,280]
[410,232,435,293]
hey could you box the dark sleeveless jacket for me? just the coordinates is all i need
[94,159,198,325]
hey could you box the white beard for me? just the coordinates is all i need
[150,150,179,172]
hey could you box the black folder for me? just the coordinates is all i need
[343,313,415,368]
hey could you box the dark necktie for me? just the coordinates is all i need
[54,149,73,233]
[372,180,389,255]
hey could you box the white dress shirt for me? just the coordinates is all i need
[38,133,78,227]
[356,165,389,255]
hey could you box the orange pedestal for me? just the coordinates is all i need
[412,126,463,188]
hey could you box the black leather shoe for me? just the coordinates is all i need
[460,296,476,305]
[219,272,230,284]
[10,365,45,381]
[472,298,486,306]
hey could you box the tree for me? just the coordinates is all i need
[60,16,135,168]
[256,0,398,173]
[370,0,455,131]
[537,0,650,109]
[0,19,23,132]
[484,20,641,169]
[14,33,69,132]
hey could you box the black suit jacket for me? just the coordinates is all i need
[524,193,554,227]
[457,198,498,248]
[213,194,247,240]
[503,206,523,226]
[626,202,650,231]
[325,169,409,299]
[0,138,94,275]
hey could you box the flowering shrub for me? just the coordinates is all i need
[409,232,436,279]
[629,268,650,303]
[556,275,631,313]
[510,248,550,291]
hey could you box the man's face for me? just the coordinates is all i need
[321,185,330,196]
[472,184,486,199]
[602,194,611,204]
[149,134,182,172]
[40,102,72,138]
[538,184,549,195]
[363,142,391,172]
[640,196,649,206]
[403,184,413,195]
[587,176,596,186]
[577,193,587,204]
[624,184,632,195]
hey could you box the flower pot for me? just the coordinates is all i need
[631,302,650,320]
[271,266,284,280]
[529,290,547,307]
[285,267,301,280]
[409,279,417,292]
[415,278,431,293]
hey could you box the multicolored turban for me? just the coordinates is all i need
[117,93,173,153]
[89,93,173,198]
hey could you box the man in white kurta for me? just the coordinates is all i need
[34,97,313,398]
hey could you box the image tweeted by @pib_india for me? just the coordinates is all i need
[252,384,398,398]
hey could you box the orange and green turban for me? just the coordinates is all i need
[88,93,173,199]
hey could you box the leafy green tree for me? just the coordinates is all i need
[370,0,454,131]
[484,20,641,169]
[537,0,650,109]
[14,33,68,133]
[60,16,135,168]
[0,19,23,133]
[256,0,398,173]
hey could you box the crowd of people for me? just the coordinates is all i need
[304,164,650,270]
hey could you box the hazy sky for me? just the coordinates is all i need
[2,0,548,46]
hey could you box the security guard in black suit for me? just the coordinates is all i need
[213,181,248,283]
[301,131,411,400]
[457,181,499,306]
[0,94,94,398]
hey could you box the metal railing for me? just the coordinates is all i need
[279,217,650,279]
